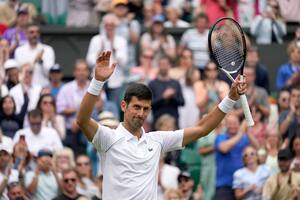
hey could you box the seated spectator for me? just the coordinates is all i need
[276,41,300,90]
[0,95,28,138]
[75,154,100,199]
[164,6,189,28]
[277,88,291,114]
[52,148,75,179]
[194,61,229,117]
[179,13,209,71]
[251,0,286,44]
[24,149,59,200]
[177,172,202,200]
[246,46,270,94]
[265,129,281,175]
[140,15,176,65]
[9,63,41,116]
[277,0,300,23]
[233,146,271,200]
[215,114,259,200]
[278,86,300,144]
[289,134,300,173]
[2,7,29,57]
[37,94,66,140]
[169,48,194,81]
[15,23,55,87]
[163,188,184,200]
[7,181,29,200]
[53,168,86,200]
[129,48,157,84]
[46,64,64,98]
[0,136,19,200]
[262,148,300,200]
[142,3,154,28]
[4,59,19,90]
[248,106,268,147]
[13,109,63,155]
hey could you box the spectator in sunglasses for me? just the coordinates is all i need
[53,168,86,200]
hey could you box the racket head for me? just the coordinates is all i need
[208,17,247,75]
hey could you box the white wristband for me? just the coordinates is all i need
[87,78,105,96]
[218,96,236,114]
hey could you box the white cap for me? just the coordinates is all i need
[0,139,13,154]
[4,59,19,70]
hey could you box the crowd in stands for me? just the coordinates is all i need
[0,0,300,200]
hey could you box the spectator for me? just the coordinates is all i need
[7,181,29,200]
[2,7,29,57]
[9,63,41,115]
[52,148,75,179]
[0,138,19,200]
[75,154,100,199]
[86,13,128,105]
[278,86,300,144]
[277,88,291,114]
[129,48,157,84]
[37,94,66,140]
[178,67,200,129]
[215,114,258,200]
[112,0,141,69]
[142,3,154,28]
[265,129,281,175]
[277,0,300,23]
[248,106,268,147]
[234,65,270,120]
[169,48,194,81]
[3,59,19,90]
[194,61,229,116]
[164,6,189,28]
[14,23,55,87]
[289,134,300,172]
[56,59,90,155]
[66,0,98,27]
[0,38,9,68]
[24,149,60,200]
[177,172,202,200]
[246,46,270,94]
[262,148,300,200]
[46,64,64,98]
[13,109,63,155]
[233,145,271,200]
[140,15,176,65]
[163,188,184,200]
[53,168,86,200]
[250,0,286,44]
[276,41,300,90]
[148,57,185,129]
[179,13,209,71]
[0,95,28,138]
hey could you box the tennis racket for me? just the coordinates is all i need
[208,17,254,127]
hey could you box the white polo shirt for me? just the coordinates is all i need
[92,123,184,200]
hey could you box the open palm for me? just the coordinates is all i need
[95,51,116,82]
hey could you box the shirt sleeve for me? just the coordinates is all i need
[92,123,116,152]
[24,171,35,188]
[232,170,243,189]
[151,130,184,153]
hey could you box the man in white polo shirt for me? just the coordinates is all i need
[76,51,247,200]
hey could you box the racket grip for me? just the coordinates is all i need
[240,94,255,127]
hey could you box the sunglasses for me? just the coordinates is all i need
[63,178,76,183]
[243,152,256,158]
[142,55,153,59]
[42,101,54,105]
[76,162,90,166]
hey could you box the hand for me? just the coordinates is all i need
[94,51,117,82]
[193,185,203,200]
[163,88,175,99]
[35,49,44,63]
[228,75,247,101]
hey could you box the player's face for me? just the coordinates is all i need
[122,97,151,129]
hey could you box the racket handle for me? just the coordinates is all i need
[240,94,255,127]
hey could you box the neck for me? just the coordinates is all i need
[30,42,38,48]
[247,163,258,171]
[158,74,169,81]
[51,81,61,87]
[63,190,78,198]
[77,80,87,89]
[122,122,142,139]
[291,60,300,66]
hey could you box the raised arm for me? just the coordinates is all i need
[183,75,247,146]
[76,51,116,141]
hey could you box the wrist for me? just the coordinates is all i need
[87,78,105,96]
[218,96,236,114]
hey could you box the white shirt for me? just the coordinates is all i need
[0,169,19,200]
[92,123,184,200]
[164,20,190,28]
[15,43,55,87]
[9,83,42,114]
[86,33,128,88]
[13,127,63,156]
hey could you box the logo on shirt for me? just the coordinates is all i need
[148,147,153,152]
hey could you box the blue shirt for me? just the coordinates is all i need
[276,62,300,90]
[215,132,249,187]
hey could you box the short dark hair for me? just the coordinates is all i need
[62,167,79,178]
[123,83,152,104]
[194,12,208,22]
[28,108,43,119]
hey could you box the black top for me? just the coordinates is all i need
[52,193,83,200]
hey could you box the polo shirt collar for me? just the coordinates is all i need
[118,123,147,143]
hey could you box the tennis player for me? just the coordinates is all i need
[76,51,247,200]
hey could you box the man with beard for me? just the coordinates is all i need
[262,148,300,200]
[76,51,247,200]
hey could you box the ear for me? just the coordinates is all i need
[120,100,127,112]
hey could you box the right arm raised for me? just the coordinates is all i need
[76,51,116,141]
